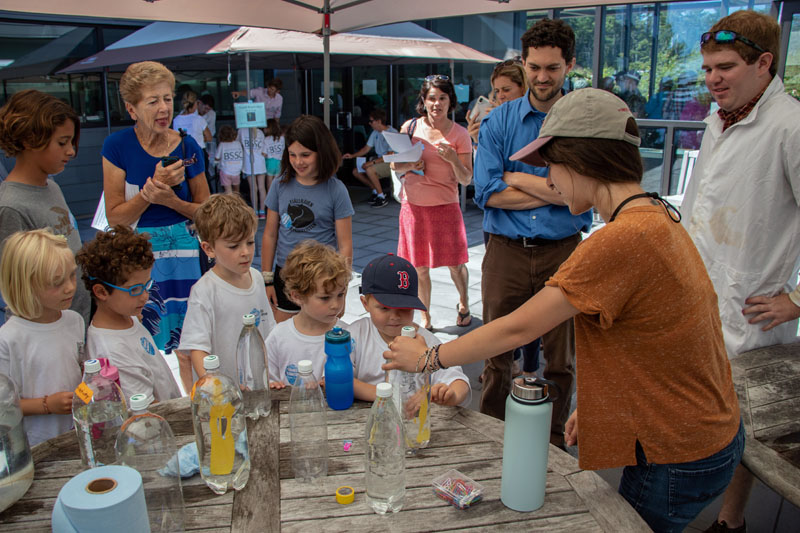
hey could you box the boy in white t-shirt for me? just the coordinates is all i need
[351,254,471,406]
[179,194,276,382]
[77,226,182,404]
[266,241,350,386]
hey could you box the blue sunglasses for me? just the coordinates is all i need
[89,276,154,297]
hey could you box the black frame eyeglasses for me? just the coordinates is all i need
[701,30,766,54]
[424,74,450,82]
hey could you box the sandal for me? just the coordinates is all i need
[456,304,472,327]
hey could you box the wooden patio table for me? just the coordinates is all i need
[730,341,800,509]
[1,388,649,531]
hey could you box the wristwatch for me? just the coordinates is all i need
[261,271,275,286]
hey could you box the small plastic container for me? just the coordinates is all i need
[431,469,484,510]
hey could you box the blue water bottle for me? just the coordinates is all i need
[324,327,354,410]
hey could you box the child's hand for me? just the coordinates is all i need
[269,381,285,390]
[430,383,458,406]
[48,391,74,415]
[265,285,279,309]
[565,410,578,447]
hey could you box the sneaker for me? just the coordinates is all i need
[371,195,389,208]
[367,192,378,204]
[257,210,265,220]
[704,520,746,533]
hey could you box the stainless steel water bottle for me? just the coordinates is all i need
[500,377,560,512]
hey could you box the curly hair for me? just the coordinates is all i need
[280,115,341,184]
[703,10,780,77]
[281,240,351,301]
[0,89,80,158]
[193,193,257,245]
[415,76,458,117]
[75,225,154,295]
[521,18,575,64]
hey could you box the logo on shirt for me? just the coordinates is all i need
[140,337,156,356]
[249,308,261,327]
[285,363,299,385]
[282,200,316,232]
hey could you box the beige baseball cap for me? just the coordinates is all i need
[510,88,641,167]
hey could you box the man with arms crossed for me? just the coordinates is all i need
[681,11,800,533]
[473,19,591,447]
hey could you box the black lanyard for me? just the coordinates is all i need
[608,192,681,223]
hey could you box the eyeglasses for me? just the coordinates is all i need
[700,30,766,54]
[88,276,155,297]
[495,57,522,68]
[425,74,450,82]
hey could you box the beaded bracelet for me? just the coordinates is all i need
[415,348,430,373]
[42,395,50,414]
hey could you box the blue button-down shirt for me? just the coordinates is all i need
[473,91,591,239]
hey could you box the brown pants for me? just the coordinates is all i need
[480,233,579,446]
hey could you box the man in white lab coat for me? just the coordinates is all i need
[682,10,800,533]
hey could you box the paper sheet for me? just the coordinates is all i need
[381,131,424,163]
[91,182,142,231]
[356,157,366,173]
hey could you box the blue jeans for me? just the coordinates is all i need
[618,420,744,533]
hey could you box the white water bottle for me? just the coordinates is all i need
[289,360,328,482]
[236,313,271,419]
[365,382,406,514]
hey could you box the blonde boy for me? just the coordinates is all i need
[351,253,471,406]
[179,194,276,382]
[266,240,350,386]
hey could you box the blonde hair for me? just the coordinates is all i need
[194,194,257,245]
[0,229,75,320]
[281,240,351,300]
[119,61,176,105]
[181,90,198,113]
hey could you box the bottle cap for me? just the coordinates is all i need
[401,326,416,338]
[203,355,220,370]
[325,326,350,344]
[84,359,101,373]
[129,393,152,411]
[298,360,313,374]
[510,376,548,402]
[242,313,256,326]
[376,382,393,398]
[335,486,354,504]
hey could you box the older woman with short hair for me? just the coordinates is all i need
[102,61,210,355]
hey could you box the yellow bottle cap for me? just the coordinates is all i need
[335,486,355,505]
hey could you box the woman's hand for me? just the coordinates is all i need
[466,114,482,144]
[382,335,429,373]
[390,160,425,174]
[153,160,185,188]
[565,410,578,446]
[436,142,459,165]
[141,177,176,206]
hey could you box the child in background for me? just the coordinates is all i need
[77,225,181,403]
[215,125,243,195]
[263,118,284,191]
[0,89,90,325]
[179,194,276,382]
[261,115,354,323]
[266,240,350,387]
[237,126,268,217]
[0,229,83,446]
[351,253,471,406]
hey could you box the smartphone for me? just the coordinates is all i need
[469,95,493,122]
[161,156,181,167]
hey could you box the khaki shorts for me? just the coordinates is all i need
[371,161,392,178]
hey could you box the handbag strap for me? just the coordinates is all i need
[406,118,418,141]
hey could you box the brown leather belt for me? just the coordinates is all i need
[492,233,580,249]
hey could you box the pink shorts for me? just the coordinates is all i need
[219,171,241,186]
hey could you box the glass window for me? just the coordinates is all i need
[670,128,706,193]
[639,125,666,193]
[557,7,595,90]
[785,13,800,100]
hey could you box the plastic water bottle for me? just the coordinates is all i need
[236,313,271,419]
[365,382,406,514]
[0,374,34,513]
[500,377,560,512]
[72,358,128,467]
[191,355,250,495]
[389,326,431,454]
[289,360,328,482]
[115,393,185,532]
[324,326,353,410]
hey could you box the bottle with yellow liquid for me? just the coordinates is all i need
[191,355,250,495]
[389,326,431,455]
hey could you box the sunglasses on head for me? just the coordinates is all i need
[495,57,522,68]
[701,30,766,54]
[425,74,450,82]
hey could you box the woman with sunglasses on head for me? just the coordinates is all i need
[467,58,528,144]
[391,75,473,330]
[386,89,743,533]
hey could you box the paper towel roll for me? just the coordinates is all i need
[52,465,150,533]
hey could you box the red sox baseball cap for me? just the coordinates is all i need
[359,254,426,311]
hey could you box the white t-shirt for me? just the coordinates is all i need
[173,111,208,148]
[202,108,216,136]
[264,135,285,161]
[179,268,276,382]
[237,128,267,174]
[248,88,283,120]
[266,318,348,385]
[87,317,181,403]
[215,141,244,175]
[0,311,84,446]
[347,317,471,407]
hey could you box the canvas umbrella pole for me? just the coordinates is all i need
[246,51,257,211]
[322,0,331,127]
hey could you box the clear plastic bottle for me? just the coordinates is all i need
[235,313,271,419]
[0,374,34,513]
[389,326,431,454]
[72,358,128,467]
[115,393,185,532]
[191,355,250,495]
[288,359,328,482]
[365,382,406,514]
